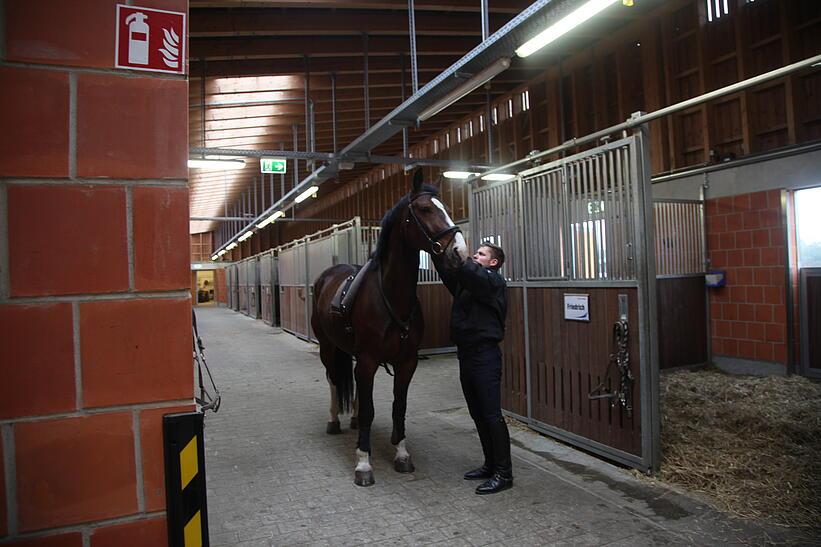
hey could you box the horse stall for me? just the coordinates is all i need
[277,219,363,341]
[653,199,708,369]
[473,130,660,472]
[225,263,234,309]
[237,259,249,316]
[228,263,239,311]
[259,250,279,326]
[247,256,261,319]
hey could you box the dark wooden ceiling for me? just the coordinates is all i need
[187,0,642,232]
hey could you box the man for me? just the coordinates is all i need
[437,242,512,495]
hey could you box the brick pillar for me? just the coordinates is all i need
[1,1,193,544]
[705,190,789,368]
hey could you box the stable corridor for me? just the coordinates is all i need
[197,307,789,546]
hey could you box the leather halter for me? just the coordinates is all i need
[407,192,461,255]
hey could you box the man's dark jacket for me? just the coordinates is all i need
[439,259,507,347]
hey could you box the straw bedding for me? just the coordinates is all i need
[650,369,821,531]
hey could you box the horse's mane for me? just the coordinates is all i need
[371,184,439,261]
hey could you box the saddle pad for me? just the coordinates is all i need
[330,260,371,315]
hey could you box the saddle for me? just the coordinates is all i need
[330,260,372,332]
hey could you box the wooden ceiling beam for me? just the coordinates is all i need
[190,8,513,37]
[190,35,480,61]
[189,1,530,14]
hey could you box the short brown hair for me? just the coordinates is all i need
[480,242,505,269]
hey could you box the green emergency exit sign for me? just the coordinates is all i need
[260,158,287,174]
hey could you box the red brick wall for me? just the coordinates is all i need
[706,190,788,365]
[1,1,192,544]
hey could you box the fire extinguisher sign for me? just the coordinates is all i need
[115,4,186,75]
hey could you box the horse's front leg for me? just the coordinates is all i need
[391,355,419,473]
[353,355,378,486]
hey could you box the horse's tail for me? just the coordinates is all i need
[333,348,354,414]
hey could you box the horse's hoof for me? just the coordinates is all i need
[326,421,341,434]
[349,417,358,430]
[394,458,415,473]
[354,470,375,487]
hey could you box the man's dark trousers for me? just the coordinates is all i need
[458,343,503,424]
[458,343,512,493]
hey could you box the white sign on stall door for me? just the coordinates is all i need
[564,294,590,321]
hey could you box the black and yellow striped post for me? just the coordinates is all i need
[163,411,209,547]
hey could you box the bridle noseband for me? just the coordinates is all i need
[407,192,461,255]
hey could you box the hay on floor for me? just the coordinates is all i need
[653,368,821,531]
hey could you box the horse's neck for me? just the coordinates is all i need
[379,229,419,317]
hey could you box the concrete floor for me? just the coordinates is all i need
[195,306,802,546]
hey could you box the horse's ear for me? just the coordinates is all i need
[412,169,424,193]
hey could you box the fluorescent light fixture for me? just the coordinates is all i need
[443,171,480,179]
[418,57,511,122]
[516,0,621,58]
[294,185,319,203]
[256,210,286,229]
[211,254,219,261]
[481,173,516,181]
[226,242,238,250]
[187,158,246,170]
[237,230,254,242]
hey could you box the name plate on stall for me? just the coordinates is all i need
[564,294,589,322]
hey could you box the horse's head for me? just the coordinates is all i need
[403,170,468,270]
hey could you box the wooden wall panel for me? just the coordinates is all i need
[501,287,527,418]
[657,277,708,369]
[417,284,453,350]
[280,286,307,337]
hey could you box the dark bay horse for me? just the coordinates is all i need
[311,170,467,486]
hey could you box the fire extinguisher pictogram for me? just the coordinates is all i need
[125,12,149,65]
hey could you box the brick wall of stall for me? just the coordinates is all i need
[705,190,789,366]
[0,1,192,544]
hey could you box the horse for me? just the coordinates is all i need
[311,170,468,486]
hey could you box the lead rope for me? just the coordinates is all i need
[192,309,222,413]
[588,319,633,416]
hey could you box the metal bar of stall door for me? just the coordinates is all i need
[515,174,533,421]
[607,151,619,280]
[550,171,559,278]
[524,176,535,278]
[616,146,631,279]
[529,175,539,278]
[599,152,610,278]
[630,122,660,472]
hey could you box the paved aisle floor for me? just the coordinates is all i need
[196,307,798,546]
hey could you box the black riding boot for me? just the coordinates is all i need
[464,420,494,480]
[475,419,513,494]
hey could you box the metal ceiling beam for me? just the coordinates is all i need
[189,146,491,170]
[338,0,575,157]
